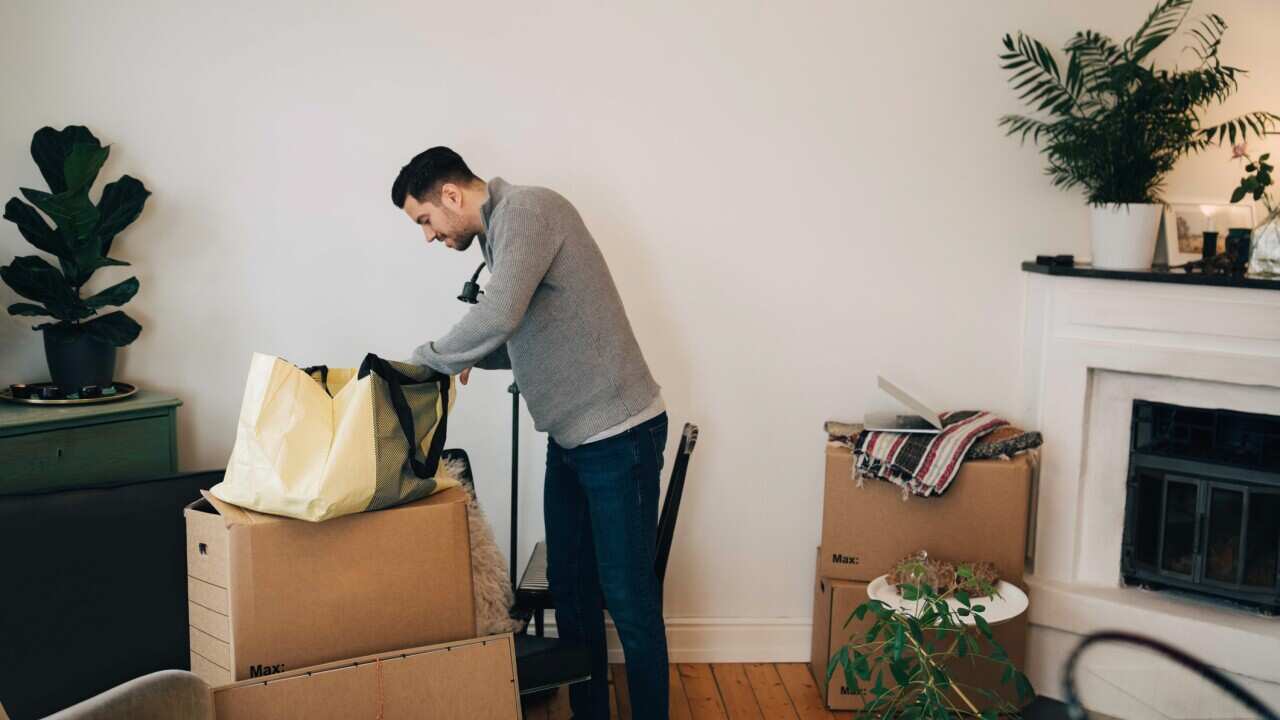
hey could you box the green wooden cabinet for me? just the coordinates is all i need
[0,391,181,495]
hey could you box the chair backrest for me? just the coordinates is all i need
[441,448,475,489]
[655,423,699,586]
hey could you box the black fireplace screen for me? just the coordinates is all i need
[1121,401,1280,613]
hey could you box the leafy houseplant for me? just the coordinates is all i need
[999,0,1279,270]
[1,126,150,389]
[827,563,1033,719]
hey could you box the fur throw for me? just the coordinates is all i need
[441,458,525,636]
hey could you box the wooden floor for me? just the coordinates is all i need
[522,663,855,719]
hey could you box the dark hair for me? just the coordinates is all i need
[390,146,479,208]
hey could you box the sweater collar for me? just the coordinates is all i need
[479,177,509,235]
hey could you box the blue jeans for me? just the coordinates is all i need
[545,413,670,720]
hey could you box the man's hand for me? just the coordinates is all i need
[459,368,472,385]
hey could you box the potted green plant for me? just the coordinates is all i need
[1,126,150,389]
[828,562,1033,719]
[999,0,1278,270]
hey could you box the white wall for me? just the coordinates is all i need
[3,0,1278,657]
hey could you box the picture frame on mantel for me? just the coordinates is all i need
[1159,201,1255,267]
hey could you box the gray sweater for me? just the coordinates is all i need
[412,178,660,449]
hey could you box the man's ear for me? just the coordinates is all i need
[439,182,463,211]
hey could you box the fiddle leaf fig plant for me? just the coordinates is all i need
[1,125,150,346]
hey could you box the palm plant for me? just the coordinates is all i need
[2,125,150,346]
[999,0,1279,206]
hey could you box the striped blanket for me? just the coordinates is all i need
[849,411,1008,497]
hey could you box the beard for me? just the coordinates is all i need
[447,235,475,251]
[439,206,476,251]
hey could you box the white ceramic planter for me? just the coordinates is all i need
[1089,203,1163,270]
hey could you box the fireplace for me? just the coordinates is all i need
[1121,400,1280,613]
[1019,271,1280,715]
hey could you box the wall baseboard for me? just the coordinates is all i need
[538,616,813,664]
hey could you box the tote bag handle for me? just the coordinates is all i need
[302,365,331,396]
[358,354,450,480]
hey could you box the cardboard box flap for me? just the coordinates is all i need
[216,633,517,690]
[199,489,270,527]
[197,486,470,528]
[213,634,520,720]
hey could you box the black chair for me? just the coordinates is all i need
[515,422,700,637]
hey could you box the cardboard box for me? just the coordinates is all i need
[810,569,1028,712]
[185,487,475,684]
[819,443,1034,583]
[213,633,522,719]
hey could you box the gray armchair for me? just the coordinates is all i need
[42,671,211,720]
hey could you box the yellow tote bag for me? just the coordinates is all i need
[212,353,458,521]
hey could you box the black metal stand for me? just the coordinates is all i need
[509,382,520,592]
[455,270,589,696]
[507,381,594,696]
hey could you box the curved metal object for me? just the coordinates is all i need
[1062,630,1279,720]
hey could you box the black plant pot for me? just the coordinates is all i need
[43,328,116,390]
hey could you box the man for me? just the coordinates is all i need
[392,147,669,719]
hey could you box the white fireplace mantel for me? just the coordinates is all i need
[1019,272,1280,718]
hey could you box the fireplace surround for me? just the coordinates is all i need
[1020,267,1280,718]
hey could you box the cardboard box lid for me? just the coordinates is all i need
[191,486,468,527]
[213,634,521,720]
